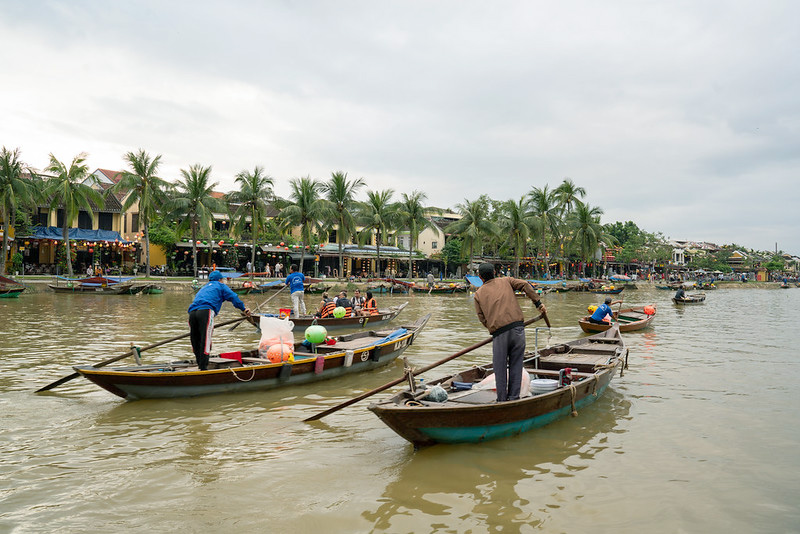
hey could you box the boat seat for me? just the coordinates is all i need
[208,357,241,369]
[446,389,497,405]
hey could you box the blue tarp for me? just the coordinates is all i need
[465,275,483,288]
[527,279,567,285]
[258,280,284,288]
[28,226,132,243]
[375,328,408,345]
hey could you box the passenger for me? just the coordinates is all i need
[335,291,353,317]
[361,291,379,316]
[351,289,365,312]
[674,286,686,300]
[588,296,622,324]
[317,292,335,318]
[187,270,251,371]
[473,262,546,402]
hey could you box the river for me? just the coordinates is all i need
[1,284,798,533]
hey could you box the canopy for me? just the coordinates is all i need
[527,279,568,285]
[465,275,483,288]
[27,226,132,243]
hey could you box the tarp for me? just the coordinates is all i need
[465,275,483,288]
[527,279,568,285]
[610,275,632,281]
[258,280,284,288]
[55,276,134,285]
[27,226,132,243]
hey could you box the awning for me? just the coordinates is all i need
[25,226,132,244]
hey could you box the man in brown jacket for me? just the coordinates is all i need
[473,263,546,402]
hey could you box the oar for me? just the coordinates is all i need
[229,284,287,331]
[303,312,546,422]
[35,315,252,392]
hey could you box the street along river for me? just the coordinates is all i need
[1,284,798,532]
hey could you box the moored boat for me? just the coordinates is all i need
[73,314,430,400]
[368,325,626,447]
[578,304,656,333]
[673,293,706,304]
[0,275,25,297]
[589,287,624,295]
[49,276,136,294]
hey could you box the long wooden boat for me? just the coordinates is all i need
[73,314,430,400]
[589,287,624,295]
[0,287,25,298]
[673,293,706,304]
[578,304,656,333]
[368,325,626,447]
[49,276,136,294]
[255,302,409,332]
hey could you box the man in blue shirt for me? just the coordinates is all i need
[285,264,306,316]
[187,270,250,370]
[588,296,622,324]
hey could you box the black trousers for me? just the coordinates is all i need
[188,309,215,370]
[492,325,526,402]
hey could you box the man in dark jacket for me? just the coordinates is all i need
[187,270,250,370]
[473,263,545,402]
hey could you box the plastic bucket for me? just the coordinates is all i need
[279,308,292,319]
[530,378,559,395]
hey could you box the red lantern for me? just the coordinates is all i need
[218,240,224,246]
[284,247,289,251]
[89,248,94,253]
[279,242,285,246]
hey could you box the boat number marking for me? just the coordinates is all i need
[360,352,369,362]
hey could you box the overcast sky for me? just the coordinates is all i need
[2,1,798,254]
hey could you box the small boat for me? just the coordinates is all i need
[0,275,25,297]
[49,276,136,294]
[73,314,430,400]
[140,284,164,294]
[673,293,706,304]
[589,287,624,295]
[368,325,626,448]
[256,302,409,332]
[578,305,656,333]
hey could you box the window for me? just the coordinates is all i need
[98,212,113,231]
[131,213,139,232]
[432,241,438,249]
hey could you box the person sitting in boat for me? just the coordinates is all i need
[334,291,353,316]
[316,292,335,318]
[358,290,380,316]
[473,262,545,403]
[674,286,686,300]
[187,270,251,371]
[588,297,622,324]
[351,289,365,312]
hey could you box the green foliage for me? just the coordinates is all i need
[764,255,785,272]
[440,238,463,271]
[606,221,641,247]
[11,252,23,273]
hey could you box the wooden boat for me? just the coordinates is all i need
[368,325,626,447]
[255,302,409,332]
[49,276,136,294]
[0,275,25,297]
[589,287,624,294]
[73,314,430,400]
[140,284,164,294]
[673,293,706,304]
[578,304,656,333]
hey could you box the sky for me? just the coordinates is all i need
[2,1,799,254]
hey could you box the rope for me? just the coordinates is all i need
[568,384,578,417]
[229,367,256,382]
[405,399,423,407]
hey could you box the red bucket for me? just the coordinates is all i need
[279,308,292,319]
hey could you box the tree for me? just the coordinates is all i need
[227,166,274,278]
[43,153,105,276]
[446,197,497,275]
[356,189,397,278]
[554,178,586,215]
[169,164,224,277]
[321,171,364,278]
[497,196,536,277]
[567,202,615,277]
[0,147,38,275]
[439,237,462,277]
[396,190,437,280]
[112,149,169,278]
[279,177,325,273]
[528,185,562,277]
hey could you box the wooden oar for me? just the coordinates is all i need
[303,312,546,422]
[35,315,251,392]
[229,284,287,331]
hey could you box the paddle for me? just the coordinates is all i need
[229,284,287,331]
[35,315,252,392]
[303,312,547,422]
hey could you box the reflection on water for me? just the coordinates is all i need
[1,286,799,532]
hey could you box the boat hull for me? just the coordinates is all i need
[257,302,408,332]
[578,305,656,333]
[0,288,25,298]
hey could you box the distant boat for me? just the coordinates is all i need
[579,305,656,333]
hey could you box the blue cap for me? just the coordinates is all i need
[209,270,223,281]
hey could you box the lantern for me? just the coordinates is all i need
[279,242,285,246]
[304,325,327,344]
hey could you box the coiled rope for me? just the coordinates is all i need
[229,367,256,382]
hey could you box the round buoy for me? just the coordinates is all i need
[266,343,293,363]
[305,324,328,344]
[643,305,656,315]
[588,305,598,313]
[333,306,346,318]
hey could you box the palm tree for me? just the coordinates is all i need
[446,197,497,275]
[567,202,617,277]
[498,196,536,278]
[554,178,586,215]
[170,164,224,277]
[0,147,38,275]
[227,166,274,279]
[321,171,364,279]
[112,149,169,278]
[396,190,436,280]
[279,177,325,273]
[356,189,397,278]
[528,185,561,277]
[43,153,105,277]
